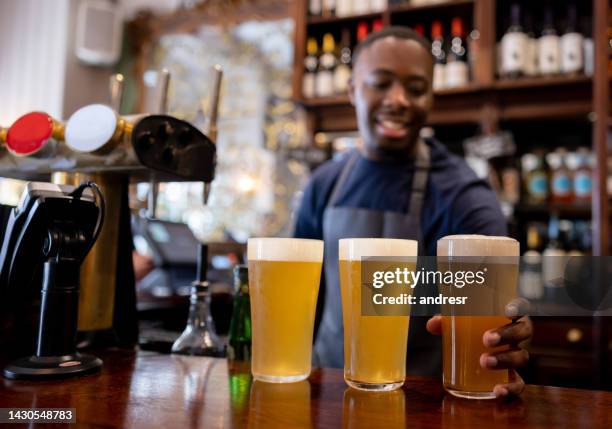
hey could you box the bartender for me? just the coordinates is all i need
[294,27,532,398]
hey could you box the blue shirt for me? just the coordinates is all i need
[294,139,507,255]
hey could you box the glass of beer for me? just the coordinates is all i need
[247,238,323,383]
[339,238,417,391]
[437,235,519,399]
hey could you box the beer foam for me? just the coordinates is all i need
[247,238,323,262]
[437,235,518,257]
[339,238,418,260]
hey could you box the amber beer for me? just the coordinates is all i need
[247,238,323,383]
[339,238,417,391]
[438,235,519,399]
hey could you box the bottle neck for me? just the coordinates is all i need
[187,285,213,329]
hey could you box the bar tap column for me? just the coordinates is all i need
[54,74,136,341]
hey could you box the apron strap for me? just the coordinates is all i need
[327,150,360,208]
[407,140,431,224]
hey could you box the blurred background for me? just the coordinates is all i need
[0,0,610,390]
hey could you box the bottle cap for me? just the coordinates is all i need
[372,19,383,33]
[451,18,463,37]
[307,37,318,55]
[357,22,369,42]
[431,21,443,39]
[322,33,335,52]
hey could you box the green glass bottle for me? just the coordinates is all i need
[228,265,251,362]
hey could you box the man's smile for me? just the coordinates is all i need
[374,114,413,139]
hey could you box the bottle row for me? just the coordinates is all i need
[520,217,592,301]
[308,0,388,18]
[302,17,473,98]
[498,3,593,78]
[521,147,594,205]
[307,0,450,18]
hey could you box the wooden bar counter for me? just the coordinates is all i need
[1,349,611,428]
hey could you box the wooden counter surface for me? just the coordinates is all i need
[1,349,611,428]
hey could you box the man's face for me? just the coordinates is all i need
[349,37,434,159]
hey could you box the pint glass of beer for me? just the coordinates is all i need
[339,238,417,391]
[437,235,519,399]
[247,238,323,383]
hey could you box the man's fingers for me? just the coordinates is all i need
[493,370,525,398]
[483,316,533,347]
[480,348,529,369]
[426,315,442,336]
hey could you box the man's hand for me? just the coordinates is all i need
[426,299,533,399]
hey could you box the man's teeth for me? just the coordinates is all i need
[380,120,406,130]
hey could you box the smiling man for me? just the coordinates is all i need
[294,26,532,398]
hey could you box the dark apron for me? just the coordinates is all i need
[315,140,442,376]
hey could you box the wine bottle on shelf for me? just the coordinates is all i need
[303,37,319,99]
[356,21,369,43]
[581,17,594,77]
[547,148,573,204]
[538,7,561,76]
[524,13,539,76]
[521,152,548,204]
[560,3,584,75]
[500,3,527,79]
[322,0,336,17]
[309,0,322,16]
[335,0,352,18]
[352,0,370,15]
[520,224,544,300]
[370,0,387,13]
[334,28,352,95]
[431,20,446,91]
[572,147,593,202]
[445,17,469,88]
[542,216,568,300]
[315,33,337,98]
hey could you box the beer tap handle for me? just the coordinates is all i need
[147,69,171,219]
[207,65,223,143]
[109,73,125,112]
[158,69,171,115]
[203,65,222,206]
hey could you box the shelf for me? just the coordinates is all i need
[307,11,382,26]
[389,0,474,14]
[300,94,350,107]
[298,76,595,129]
[300,85,482,108]
[514,203,593,218]
[495,75,592,90]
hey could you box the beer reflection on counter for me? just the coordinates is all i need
[248,380,312,429]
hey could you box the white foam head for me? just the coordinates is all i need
[247,238,323,262]
[437,235,519,257]
[339,238,418,260]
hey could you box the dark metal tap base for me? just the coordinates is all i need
[3,353,102,380]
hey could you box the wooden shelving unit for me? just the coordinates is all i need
[292,0,610,256]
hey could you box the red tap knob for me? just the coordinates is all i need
[6,112,63,157]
